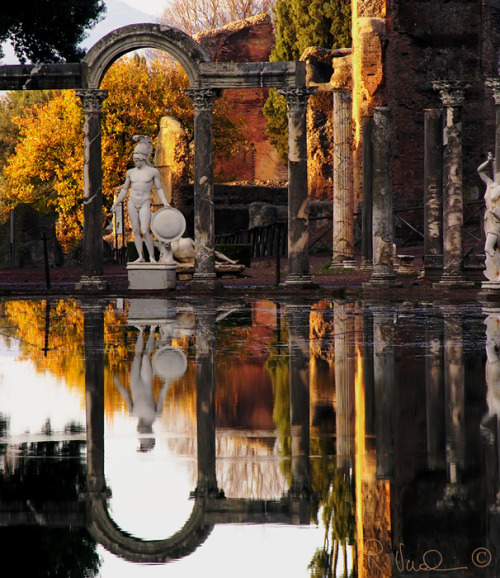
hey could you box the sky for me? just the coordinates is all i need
[2,0,171,64]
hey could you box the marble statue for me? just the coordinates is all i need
[478,152,500,281]
[170,237,238,265]
[112,135,170,263]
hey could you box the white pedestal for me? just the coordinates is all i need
[127,262,177,290]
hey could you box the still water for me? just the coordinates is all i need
[0,296,497,577]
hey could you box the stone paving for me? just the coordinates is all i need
[0,251,487,302]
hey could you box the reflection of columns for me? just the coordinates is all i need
[372,308,395,478]
[360,115,373,271]
[278,87,317,287]
[425,315,445,470]
[193,307,222,497]
[185,89,221,289]
[334,301,356,469]
[82,301,107,495]
[75,89,109,292]
[432,82,473,288]
[423,109,444,278]
[365,108,399,287]
[332,89,355,268]
[287,303,311,496]
[442,308,465,483]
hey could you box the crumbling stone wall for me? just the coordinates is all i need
[195,14,287,183]
[352,0,500,209]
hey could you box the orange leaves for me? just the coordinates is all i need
[1,55,247,252]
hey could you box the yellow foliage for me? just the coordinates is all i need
[0,56,247,252]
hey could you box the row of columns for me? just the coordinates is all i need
[76,84,316,292]
[332,78,500,288]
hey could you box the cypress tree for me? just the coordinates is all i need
[264,0,351,162]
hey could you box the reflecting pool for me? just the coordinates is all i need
[0,296,498,577]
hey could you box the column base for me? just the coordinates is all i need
[359,259,373,272]
[331,259,357,269]
[188,272,223,290]
[283,275,318,289]
[481,280,500,291]
[75,275,109,292]
[190,484,225,499]
[433,275,474,289]
[363,273,402,289]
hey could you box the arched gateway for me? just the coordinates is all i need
[0,23,316,289]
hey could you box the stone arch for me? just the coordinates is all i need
[83,23,209,88]
[87,496,213,563]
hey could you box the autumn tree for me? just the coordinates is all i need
[161,0,274,35]
[0,91,54,168]
[263,0,351,161]
[0,56,246,250]
[0,0,105,63]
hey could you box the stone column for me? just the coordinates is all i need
[423,108,444,279]
[185,89,221,290]
[287,302,311,497]
[425,316,445,470]
[332,89,356,268]
[278,87,317,288]
[82,301,107,496]
[486,78,500,182]
[364,108,400,288]
[193,305,222,498]
[334,301,356,470]
[432,81,473,288]
[372,307,395,479]
[75,89,109,292]
[360,115,374,271]
[442,307,465,485]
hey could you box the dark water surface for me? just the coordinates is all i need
[0,296,497,577]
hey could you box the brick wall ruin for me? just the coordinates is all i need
[195,14,287,184]
[352,0,500,209]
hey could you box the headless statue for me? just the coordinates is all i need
[478,152,500,281]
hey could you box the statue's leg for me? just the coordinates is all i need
[129,203,145,262]
[139,204,156,263]
[486,232,498,258]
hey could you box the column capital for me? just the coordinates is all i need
[432,81,467,107]
[278,87,317,111]
[486,77,500,105]
[75,88,108,113]
[185,88,218,110]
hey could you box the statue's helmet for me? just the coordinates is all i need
[132,135,153,164]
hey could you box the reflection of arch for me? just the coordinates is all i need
[87,497,213,563]
[83,23,209,88]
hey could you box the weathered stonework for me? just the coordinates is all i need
[352,0,499,211]
[196,14,287,183]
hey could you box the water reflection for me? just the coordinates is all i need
[0,297,499,576]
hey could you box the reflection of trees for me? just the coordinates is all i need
[308,467,355,578]
[1,299,132,417]
[0,419,100,577]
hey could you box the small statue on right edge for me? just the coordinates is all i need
[478,152,500,281]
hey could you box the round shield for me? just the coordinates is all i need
[151,207,186,243]
[152,345,188,381]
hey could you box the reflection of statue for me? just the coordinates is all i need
[113,326,169,452]
[478,153,500,281]
[485,311,500,416]
[112,135,170,264]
